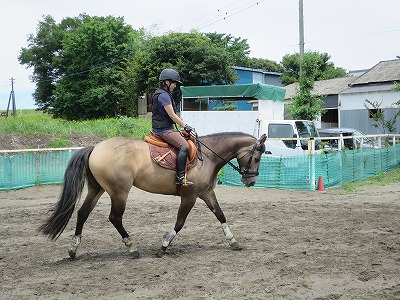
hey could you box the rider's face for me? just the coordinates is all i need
[168,81,177,92]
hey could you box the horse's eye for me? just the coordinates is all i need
[254,158,260,163]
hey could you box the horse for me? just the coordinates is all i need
[39,132,267,258]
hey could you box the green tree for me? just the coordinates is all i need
[203,32,250,66]
[281,51,347,85]
[203,32,283,72]
[364,99,399,134]
[18,15,77,111]
[19,14,141,120]
[128,32,238,98]
[286,53,324,120]
[240,57,284,72]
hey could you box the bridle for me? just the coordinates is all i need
[195,137,264,179]
[236,143,264,178]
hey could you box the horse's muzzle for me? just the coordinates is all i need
[241,177,256,187]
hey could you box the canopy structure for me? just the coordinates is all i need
[180,83,286,101]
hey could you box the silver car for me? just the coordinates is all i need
[318,128,377,150]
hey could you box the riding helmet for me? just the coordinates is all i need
[159,68,183,85]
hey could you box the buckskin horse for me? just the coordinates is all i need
[39,132,267,258]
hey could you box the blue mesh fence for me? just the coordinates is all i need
[1,149,78,190]
[1,144,399,191]
[222,144,400,190]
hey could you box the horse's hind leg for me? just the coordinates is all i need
[199,190,242,251]
[69,183,104,259]
[108,191,140,259]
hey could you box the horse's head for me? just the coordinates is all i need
[237,134,267,187]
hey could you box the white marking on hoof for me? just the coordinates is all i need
[221,223,234,240]
[122,236,133,248]
[69,235,81,258]
[162,230,176,248]
[123,236,140,257]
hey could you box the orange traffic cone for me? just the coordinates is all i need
[317,176,326,192]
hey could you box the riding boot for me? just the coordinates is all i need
[176,147,194,186]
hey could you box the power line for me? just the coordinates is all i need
[172,0,260,32]
[196,0,266,30]
[306,29,400,45]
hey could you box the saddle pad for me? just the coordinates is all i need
[149,143,198,171]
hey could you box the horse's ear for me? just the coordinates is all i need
[258,134,267,144]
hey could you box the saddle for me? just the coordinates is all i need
[144,131,198,170]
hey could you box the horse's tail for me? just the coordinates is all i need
[39,146,95,240]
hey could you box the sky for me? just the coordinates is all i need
[0,0,399,109]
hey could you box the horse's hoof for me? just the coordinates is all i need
[130,250,140,259]
[230,242,242,251]
[156,249,165,258]
[68,249,77,259]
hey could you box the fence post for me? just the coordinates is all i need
[35,151,41,185]
[3,153,11,190]
[307,138,316,190]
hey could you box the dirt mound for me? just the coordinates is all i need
[1,133,106,150]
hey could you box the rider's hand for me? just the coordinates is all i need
[184,124,193,133]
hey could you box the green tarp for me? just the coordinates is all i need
[181,83,286,101]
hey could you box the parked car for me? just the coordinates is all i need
[318,128,377,150]
[260,120,323,156]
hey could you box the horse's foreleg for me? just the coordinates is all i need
[109,192,140,259]
[157,196,196,258]
[200,190,242,251]
[69,186,104,259]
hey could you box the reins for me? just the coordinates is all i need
[191,133,261,177]
[196,138,243,174]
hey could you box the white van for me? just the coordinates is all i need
[258,120,322,157]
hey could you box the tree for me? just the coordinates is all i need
[280,51,347,85]
[19,14,141,120]
[364,99,399,134]
[203,32,250,66]
[128,32,238,98]
[240,57,283,72]
[286,53,324,120]
[203,32,283,72]
[18,15,76,111]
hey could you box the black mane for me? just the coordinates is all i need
[199,132,254,142]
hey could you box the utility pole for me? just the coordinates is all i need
[299,0,304,77]
[6,77,17,118]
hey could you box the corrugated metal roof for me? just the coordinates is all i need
[233,66,282,76]
[340,83,395,94]
[284,76,357,99]
[350,59,400,86]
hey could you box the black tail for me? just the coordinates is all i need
[39,146,95,240]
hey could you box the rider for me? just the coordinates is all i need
[152,68,195,186]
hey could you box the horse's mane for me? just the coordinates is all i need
[199,132,254,142]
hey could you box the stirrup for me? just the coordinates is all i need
[176,173,194,186]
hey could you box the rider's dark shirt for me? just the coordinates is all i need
[152,87,176,134]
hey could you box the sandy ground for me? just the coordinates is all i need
[0,183,399,300]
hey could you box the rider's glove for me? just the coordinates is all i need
[183,124,193,133]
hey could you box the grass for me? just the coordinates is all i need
[0,109,152,142]
[2,110,399,191]
[333,167,400,194]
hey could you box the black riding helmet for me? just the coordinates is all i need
[159,68,183,85]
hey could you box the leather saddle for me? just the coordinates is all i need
[144,131,198,170]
